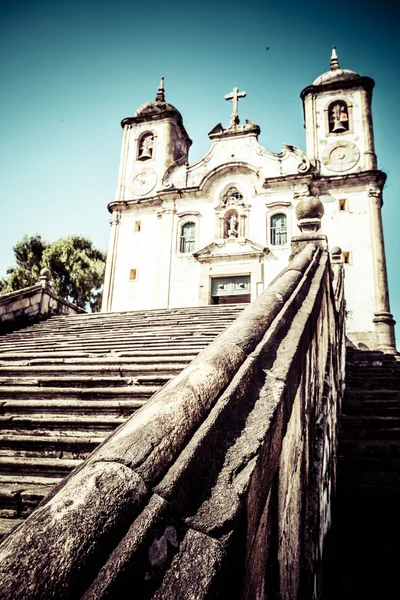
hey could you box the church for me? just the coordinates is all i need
[102,47,396,354]
[0,48,399,599]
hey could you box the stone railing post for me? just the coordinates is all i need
[290,195,328,258]
[38,268,52,291]
[368,185,396,354]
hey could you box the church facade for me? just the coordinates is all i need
[102,48,396,353]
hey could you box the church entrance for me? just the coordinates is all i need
[210,275,250,304]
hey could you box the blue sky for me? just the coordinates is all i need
[1,0,399,341]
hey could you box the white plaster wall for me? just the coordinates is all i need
[321,186,375,332]
[111,208,160,311]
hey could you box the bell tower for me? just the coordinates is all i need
[114,78,192,202]
[301,47,377,175]
[300,48,396,353]
[101,79,192,313]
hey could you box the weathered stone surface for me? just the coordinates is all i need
[0,246,345,600]
[0,461,148,600]
[82,493,172,600]
[153,528,225,600]
[88,343,247,483]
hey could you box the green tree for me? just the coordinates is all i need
[0,235,106,312]
[0,235,46,292]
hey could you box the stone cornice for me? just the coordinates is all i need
[300,76,375,99]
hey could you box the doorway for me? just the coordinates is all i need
[210,275,250,304]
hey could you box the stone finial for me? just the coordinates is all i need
[155,77,165,102]
[330,246,342,263]
[295,196,324,233]
[330,46,340,70]
[39,268,52,289]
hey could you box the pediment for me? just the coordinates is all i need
[193,238,268,262]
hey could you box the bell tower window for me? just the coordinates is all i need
[270,213,287,246]
[138,133,154,161]
[328,101,349,134]
[180,222,196,253]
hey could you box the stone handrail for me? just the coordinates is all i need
[0,242,345,600]
[0,270,85,332]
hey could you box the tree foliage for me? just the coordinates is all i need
[0,235,106,312]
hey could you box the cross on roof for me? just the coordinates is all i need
[224,87,246,127]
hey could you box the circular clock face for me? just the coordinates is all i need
[322,141,360,172]
[130,168,157,196]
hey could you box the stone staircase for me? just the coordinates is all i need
[323,348,400,599]
[0,304,245,541]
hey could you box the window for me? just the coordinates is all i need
[328,101,349,134]
[134,220,141,232]
[129,269,138,281]
[138,133,154,160]
[270,213,287,246]
[342,251,352,264]
[180,222,196,253]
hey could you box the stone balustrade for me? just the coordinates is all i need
[0,236,345,599]
[0,269,85,332]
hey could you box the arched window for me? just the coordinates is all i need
[180,222,196,253]
[270,213,287,245]
[138,133,154,160]
[328,101,349,134]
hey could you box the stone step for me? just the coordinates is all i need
[0,434,103,459]
[0,415,122,434]
[339,439,400,458]
[337,455,400,473]
[337,469,400,491]
[0,374,174,388]
[0,304,245,530]
[4,322,234,336]
[0,385,161,400]
[346,377,400,391]
[0,473,63,486]
[341,415,400,429]
[0,332,226,346]
[0,517,24,542]
[0,399,146,416]
[0,349,199,360]
[340,427,400,440]
[0,363,188,376]
[0,341,212,353]
[0,483,55,519]
[0,456,81,477]
[342,405,400,417]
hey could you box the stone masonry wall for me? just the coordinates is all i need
[0,243,345,599]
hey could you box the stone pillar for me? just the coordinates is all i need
[101,210,121,312]
[368,186,396,353]
[114,125,131,201]
[360,90,377,171]
[39,268,52,291]
[155,204,176,308]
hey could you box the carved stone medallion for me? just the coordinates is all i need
[130,168,157,196]
[322,141,360,172]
